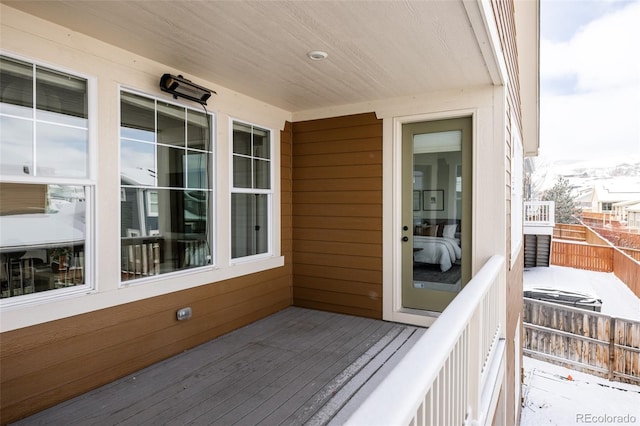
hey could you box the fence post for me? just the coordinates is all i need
[608,317,616,381]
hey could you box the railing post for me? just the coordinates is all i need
[467,306,481,423]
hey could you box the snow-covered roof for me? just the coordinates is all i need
[626,202,640,212]
[121,167,155,186]
[575,191,593,203]
[0,203,85,251]
[593,181,640,203]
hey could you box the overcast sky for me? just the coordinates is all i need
[539,0,640,165]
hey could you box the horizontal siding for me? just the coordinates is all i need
[0,126,294,425]
[1,272,291,424]
[292,113,383,319]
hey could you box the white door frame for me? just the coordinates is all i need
[381,108,478,327]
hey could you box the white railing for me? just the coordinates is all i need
[524,201,555,227]
[121,236,162,281]
[345,255,506,426]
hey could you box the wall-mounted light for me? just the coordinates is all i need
[159,73,215,105]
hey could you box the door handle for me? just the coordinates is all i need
[402,236,409,242]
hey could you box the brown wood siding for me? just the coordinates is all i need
[281,122,294,277]
[291,113,383,319]
[0,126,294,425]
[0,183,47,215]
[492,2,523,425]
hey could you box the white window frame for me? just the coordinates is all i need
[146,190,159,217]
[118,88,215,284]
[229,118,274,263]
[0,53,97,308]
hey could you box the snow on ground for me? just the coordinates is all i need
[524,265,640,321]
[521,356,640,426]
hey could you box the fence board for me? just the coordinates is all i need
[551,241,613,272]
[621,248,640,262]
[553,224,640,297]
[523,298,639,384]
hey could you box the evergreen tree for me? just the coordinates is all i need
[542,177,581,224]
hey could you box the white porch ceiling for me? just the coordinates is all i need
[4,1,493,113]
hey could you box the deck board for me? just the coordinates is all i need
[14,307,425,426]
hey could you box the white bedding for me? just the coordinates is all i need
[413,235,462,272]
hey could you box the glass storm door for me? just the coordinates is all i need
[401,117,472,312]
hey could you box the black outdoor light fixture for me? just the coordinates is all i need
[159,73,215,105]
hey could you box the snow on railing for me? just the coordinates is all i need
[345,255,506,426]
[524,201,555,227]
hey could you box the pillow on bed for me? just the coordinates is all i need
[442,224,457,239]
[423,225,438,236]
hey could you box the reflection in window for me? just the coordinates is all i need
[412,130,463,292]
[1,55,92,301]
[0,55,88,178]
[231,121,272,259]
[0,183,87,298]
[120,91,213,281]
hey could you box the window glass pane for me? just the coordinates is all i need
[254,158,270,189]
[231,193,269,259]
[0,183,86,298]
[0,116,33,175]
[35,67,87,119]
[1,58,94,300]
[120,140,155,186]
[36,122,88,178]
[187,110,209,151]
[157,145,184,188]
[0,56,33,116]
[120,188,210,280]
[186,152,208,189]
[121,92,155,142]
[120,91,213,282]
[233,155,251,188]
[412,130,462,291]
[36,109,88,128]
[233,122,251,156]
[253,128,270,159]
[157,102,185,147]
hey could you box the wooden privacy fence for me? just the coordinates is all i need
[523,298,640,385]
[552,224,640,298]
[621,247,640,263]
[553,224,586,242]
[551,240,613,272]
[554,223,610,245]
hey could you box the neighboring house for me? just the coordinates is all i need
[591,182,640,213]
[612,199,640,224]
[627,203,640,231]
[575,189,594,212]
[0,2,539,425]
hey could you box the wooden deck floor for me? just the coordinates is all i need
[14,307,425,426]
